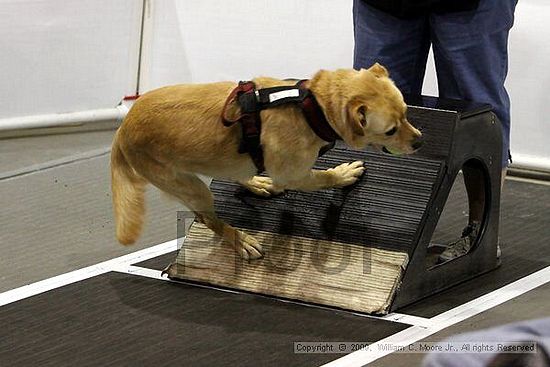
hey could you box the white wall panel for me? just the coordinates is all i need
[506,0,550,168]
[141,0,354,90]
[0,0,142,120]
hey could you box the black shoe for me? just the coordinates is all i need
[438,221,481,263]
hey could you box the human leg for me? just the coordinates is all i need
[431,0,517,170]
[353,0,431,95]
[432,0,517,262]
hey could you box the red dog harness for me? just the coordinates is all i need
[221,80,340,173]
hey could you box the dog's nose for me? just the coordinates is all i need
[412,137,424,151]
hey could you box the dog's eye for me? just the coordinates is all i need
[385,127,397,136]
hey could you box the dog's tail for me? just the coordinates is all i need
[110,131,146,245]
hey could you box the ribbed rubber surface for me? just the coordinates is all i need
[407,108,455,159]
[0,272,407,367]
[212,144,442,255]
[405,95,492,119]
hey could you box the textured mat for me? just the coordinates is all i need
[0,272,408,367]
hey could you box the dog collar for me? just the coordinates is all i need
[295,80,340,143]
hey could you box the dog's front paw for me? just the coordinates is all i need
[330,161,365,187]
[235,230,264,260]
[241,176,284,197]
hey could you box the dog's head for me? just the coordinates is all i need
[331,63,423,155]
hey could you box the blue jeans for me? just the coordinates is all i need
[353,0,517,168]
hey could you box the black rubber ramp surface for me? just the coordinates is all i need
[0,272,407,367]
[210,146,441,255]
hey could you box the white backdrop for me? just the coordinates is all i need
[0,0,142,120]
[141,0,550,171]
[506,0,550,170]
[140,0,355,89]
[1,0,547,170]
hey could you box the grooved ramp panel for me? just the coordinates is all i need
[170,144,443,315]
[212,146,442,255]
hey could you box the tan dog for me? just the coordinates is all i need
[111,63,422,260]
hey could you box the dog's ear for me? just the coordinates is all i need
[344,98,368,137]
[366,62,389,78]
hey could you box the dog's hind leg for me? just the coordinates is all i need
[145,167,263,261]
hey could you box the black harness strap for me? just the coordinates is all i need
[237,113,264,172]
[222,81,265,172]
[222,80,340,173]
